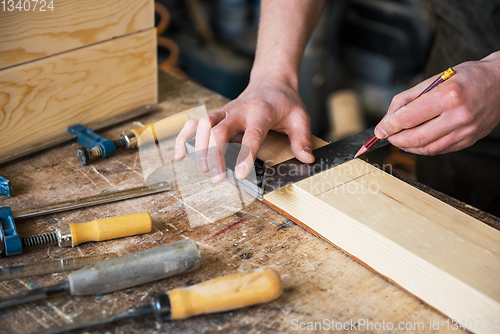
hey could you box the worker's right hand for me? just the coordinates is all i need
[174,74,315,183]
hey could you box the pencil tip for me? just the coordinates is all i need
[354,146,368,158]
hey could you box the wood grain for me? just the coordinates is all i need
[0,0,154,70]
[264,159,500,334]
[0,28,157,161]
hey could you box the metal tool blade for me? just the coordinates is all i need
[0,281,69,310]
[38,305,154,334]
[0,253,118,281]
[262,127,389,194]
[11,182,170,220]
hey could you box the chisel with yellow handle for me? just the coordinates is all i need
[0,239,201,311]
[21,212,152,250]
[38,268,282,334]
[73,112,190,165]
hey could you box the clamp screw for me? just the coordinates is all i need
[77,137,127,166]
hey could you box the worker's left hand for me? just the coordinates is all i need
[374,51,500,155]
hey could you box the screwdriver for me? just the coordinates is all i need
[21,212,152,250]
[0,239,201,310]
[39,268,283,334]
[78,113,190,165]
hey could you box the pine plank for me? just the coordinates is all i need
[264,159,500,334]
[0,0,154,70]
[0,28,157,161]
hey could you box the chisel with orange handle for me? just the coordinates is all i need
[0,239,201,311]
[21,211,152,250]
[75,112,190,165]
[39,268,283,334]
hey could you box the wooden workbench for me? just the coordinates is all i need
[0,71,498,334]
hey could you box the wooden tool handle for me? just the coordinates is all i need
[69,212,152,246]
[168,268,283,320]
[135,113,190,146]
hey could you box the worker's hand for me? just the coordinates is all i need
[174,75,314,182]
[374,51,500,155]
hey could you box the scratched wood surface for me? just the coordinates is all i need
[0,71,497,334]
[0,0,154,70]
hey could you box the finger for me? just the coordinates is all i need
[387,113,455,149]
[398,129,467,156]
[387,73,442,115]
[376,73,445,139]
[235,126,271,179]
[285,113,314,164]
[175,118,198,160]
[375,86,453,139]
[437,138,469,154]
[195,112,225,172]
[207,119,243,183]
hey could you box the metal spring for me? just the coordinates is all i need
[22,232,58,248]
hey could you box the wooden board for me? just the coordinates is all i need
[264,159,500,334]
[0,28,158,161]
[0,0,154,70]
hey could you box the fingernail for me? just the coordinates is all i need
[199,157,208,172]
[174,146,181,160]
[302,147,314,160]
[235,162,247,179]
[210,168,221,183]
[374,126,387,139]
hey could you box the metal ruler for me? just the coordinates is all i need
[0,253,118,281]
[11,181,170,220]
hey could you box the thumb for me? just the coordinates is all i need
[287,117,315,164]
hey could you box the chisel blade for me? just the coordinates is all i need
[11,182,170,220]
[0,281,69,310]
[0,253,118,281]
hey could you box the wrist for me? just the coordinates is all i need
[249,61,299,90]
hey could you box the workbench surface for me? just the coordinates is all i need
[1,71,498,334]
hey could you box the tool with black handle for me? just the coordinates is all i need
[0,239,201,310]
[39,268,282,334]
